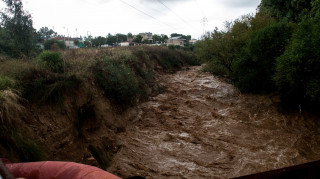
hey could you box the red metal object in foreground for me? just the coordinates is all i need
[4,161,121,179]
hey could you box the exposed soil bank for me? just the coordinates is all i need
[108,66,320,178]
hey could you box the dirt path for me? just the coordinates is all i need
[108,66,320,179]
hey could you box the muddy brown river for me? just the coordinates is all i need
[108,66,320,178]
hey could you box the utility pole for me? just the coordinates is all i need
[201,17,208,36]
[87,31,92,48]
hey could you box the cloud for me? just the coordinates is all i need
[217,0,261,8]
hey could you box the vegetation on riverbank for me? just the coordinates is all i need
[196,0,320,113]
[0,46,199,162]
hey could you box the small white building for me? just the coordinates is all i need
[101,44,109,48]
[120,41,136,47]
[120,42,130,47]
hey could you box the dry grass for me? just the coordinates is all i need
[62,47,135,78]
[0,59,36,78]
[0,89,25,124]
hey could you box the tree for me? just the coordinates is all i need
[275,14,320,111]
[259,0,312,22]
[36,27,57,43]
[133,35,142,43]
[116,33,127,43]
[233,21,293,93]
[127,32,133,38]
[195,15,252,77]
[37,27,57,38]
[84,40,91,47]
[152,34,161,44]
[161,34,169,43]
[0,0,36,57]
[142,39,150,44]
[106,33,117,46]
[74,39,80,46]
[43,39,66,50]
[92,36,106,47]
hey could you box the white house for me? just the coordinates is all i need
[101,44,109,48]
[120,41,136,47]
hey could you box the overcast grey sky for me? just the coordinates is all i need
[19,0,261,39]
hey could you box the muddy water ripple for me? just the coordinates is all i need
[108,66,320,179]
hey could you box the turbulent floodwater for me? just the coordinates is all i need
[108,66,320,179]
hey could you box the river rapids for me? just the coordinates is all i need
[108,66,320,179]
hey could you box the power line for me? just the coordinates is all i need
[157,0,195,30]
[119,0,177,30]
[193,0,206,18]
[193,0,208,37]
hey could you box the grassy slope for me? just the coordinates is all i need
[0,46,199,168]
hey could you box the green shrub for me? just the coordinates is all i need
[195,16,251,77]
[275,16,320,111]
[38,51,64,73]
[0,76,15,90]
[202,60,230,76]
[178,50,200,66]
[156,49,183,69]
[233,21,293,93]
[43,39,66,50]
[95,59,141,107]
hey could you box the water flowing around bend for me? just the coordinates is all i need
[108,66,320,179]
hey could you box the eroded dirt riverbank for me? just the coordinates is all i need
[108,66,320,178]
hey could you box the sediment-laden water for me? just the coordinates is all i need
[108,66,320,179]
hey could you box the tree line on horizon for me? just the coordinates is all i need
[0,0,193,57]
[196,0,320,113]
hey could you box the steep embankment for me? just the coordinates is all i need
[108,66,320,178]
[24,80,139,168]
[0,46,199,170]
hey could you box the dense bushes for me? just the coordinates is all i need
[0,52,79,104]
[195,15,251,77]
[0,76,15,90]
[95,59,141,107]
[275,15,320,111]
[0,45,199,162]
[38,51,64,73]
[233,22,293,93]
[260,0,312,22]
[196,0,320,112]
[93,46,199,108]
